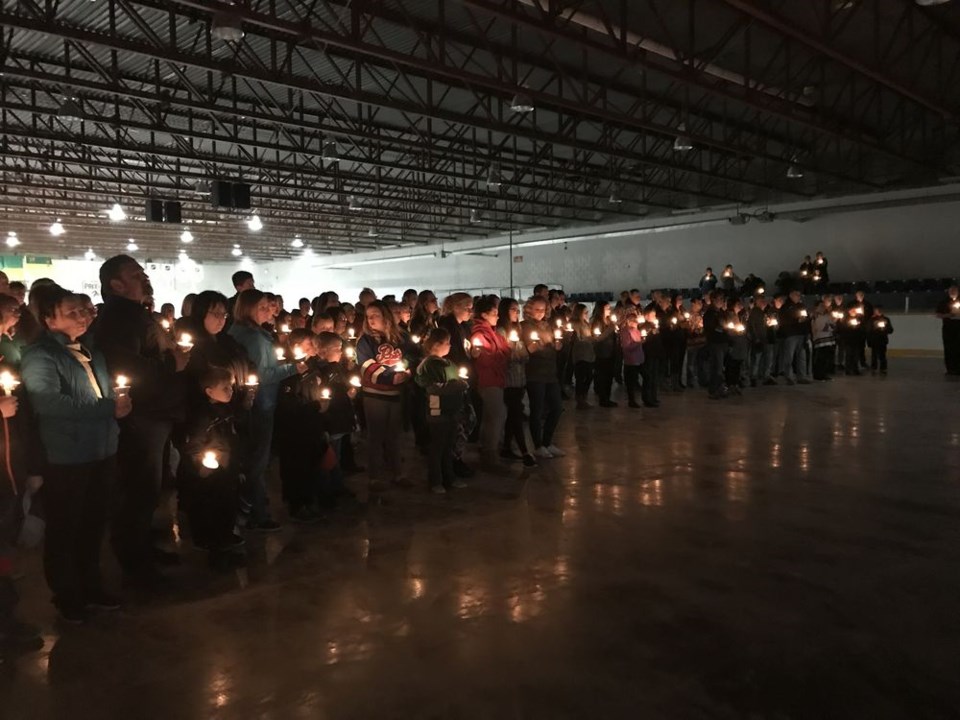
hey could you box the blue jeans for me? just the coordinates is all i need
[705,344,727,393]
[526,381,562,449]
[779,335,808,381]
[245,408,275,523]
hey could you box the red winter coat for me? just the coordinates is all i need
[470,321,511,389]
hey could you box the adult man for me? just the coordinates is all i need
[698,268,717,295]
[935,285,960,376]
[94,255,189,587]
[702,291,729,399]
[778,289,812,385]
[226,271,255,326]
[533,284,549,300]
[847,290,873,369]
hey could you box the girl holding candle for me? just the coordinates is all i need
[22,287,132,623]
[410,290,439,339]
[357,300,412,489]
[311,332,358,508]
[470,295,511,470]
[569,303,596,409]
[619,308,645,409]
[521,296,565,459]
[496,299,536,467]
[185,291,253,414]
[228,289,305,532]
[415,328,469,493]
[589,301,618,408]
[723,298,750,395]
[438,293,477,478]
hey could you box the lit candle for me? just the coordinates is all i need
[555,319,563,328]
[177,332,193,349]
[766,317,779,327]
[349,375,361,388]
[565,323,573,332]
[472,337,483,348]
[671,317,678,325]
[393,361,406,372]
[529,331,540,342]
[411,334,421,344]
[813,273,820,281]
[592,327,601,336]
[610,314,618,323]
[161,319,170,330]
[683,312,691,320]
[849,318,860,327]
[799,309,808,318]
[245,374,259,388]
[816,258,824,265]
[347,328,356,339]
[723,270,732,277]
[801,270,808,277]
[877,321,887,329]
[280,323,291,334]
[0,371,19,396]
[292,346,306,361]
[726,322,736,330]
[757,287,765,295]
[735,323,746,334]
[201,451,220,470]
[554,329,562,340]
[345,346,355,359]
[320,388,331,400]
[855,306,864,315]
[952,301,960,311]
[508,329,519,342]
[114,374,130,397]
[653,319,660,328]
[832,311,843,320]
[458,367,469,379]
[640,329,648,338]
[275,348,285,361]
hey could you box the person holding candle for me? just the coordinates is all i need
[438,293,477,478]
[665,295,689,391]
[179,366,245,567]
[814,251,830,285]
[184,291,253,414]
[228,289,305,532]
[569,303,597,409]
[0,294,25,370]
[719,264,741,293]
[522,296,565,458]
[410,290,439,339]
[777,289,812,386]
[747,295,773,386]
[639,307,664,407]
[495,298,536,467]
[94,255,189,587]
[470,295,511,472]
[310,332,358,508]
[357,300,413,490]
[839,308,864,376]
[589,301,618,408]
[685,298,706,389]
[415,328,470,494]
[935,285,960,376]
[811,299,837,381]
[703,291,730,399]
[23,286,132,623]
[619,308,645,409]
[867,306,894,375]
[699,268,717,295]
[723,298,749,395]
[847,290,873,371]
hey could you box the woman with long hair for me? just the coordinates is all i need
[521,296,565,458]
[496,298,536,467]
[410,290,439,338]
[589,301,618,407]
[356,300,412,489]
[228,289,304,531]
[569,302,596,409]
[470,295,511,470]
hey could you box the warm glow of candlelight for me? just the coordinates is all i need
[855,306,864,315]
[393,361,406,372]
[592,327,601,336]
[877,321,887,329]
[0,371,19,396]
[801,270,808,277]
[726,322,736,330]
[849,318,860,327]
[799,309,808,318]
[508,330,519,342]
[349,375,361,388]
[177,332,193,349]
[565,323,573,332]
[292,346,306,361]
[201,451,219,470]
[472,337,482,348]
[671,317,678,325]
[640,329,648,338]
[275,348,285,361]
[530,331,540,342]
[280,324,291,334]
[610,314,618,323]
[245,374,259,387]
[462,339,471,352]
[757,287,765,294]
[458,366,469,379]
[347,328,356,339]
[683,312,691,320]
[735,323,746,333]
[832,311,843,319]
[766,317,779,327]
[161,319,170,330]
[555,319,562,328]
[320,388,331,400]
[411,335,421,344]
[114,374,130,397]
[953,302,960,311]
[554,329,562,340]
[345,346,355,359]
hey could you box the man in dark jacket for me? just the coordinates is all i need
[224,271,255,331]
[777,289,812,385]
[702,291,729,399]
[94,255,189,587]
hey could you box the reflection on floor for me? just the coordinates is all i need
[4,359,960,719]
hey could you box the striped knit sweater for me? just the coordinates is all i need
[356,333,405,400]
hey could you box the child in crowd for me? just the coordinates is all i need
[180,366,245,568]
[312,332,358,508]
[415,329,469,494]
[867,307,894,375]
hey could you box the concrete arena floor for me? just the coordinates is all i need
[3,359,960,719]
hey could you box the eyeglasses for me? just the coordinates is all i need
[207,311,229,320]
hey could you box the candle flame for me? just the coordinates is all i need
[245,374,259,386]
[349,375,361,388]
[201,451,219,470]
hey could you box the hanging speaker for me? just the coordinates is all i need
[145,199,164,223]
[232,183,251,210]
[211,180,233,208]
[164,201,182,224]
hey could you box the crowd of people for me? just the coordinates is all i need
[0,252,957,656]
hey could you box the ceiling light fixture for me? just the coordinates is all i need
[348,195,362,211]
[126,239,139,252]
[291,236,304,248]
[107,202,127,222]
[211,12,244,42]
[84,248,96,261]
[510,90,535,113]
[326,252,437,270]
[6,232,19,248]
[673,124,694,152]
[367,228,379,238]
[469,208,482,224]
[231,245,242,257]
[486,163,502,188]
[246,214,263,231]
[178,250,190,263]
[58,97,82,119]
[786,157,804,179]
[49,219,65,236]
[608,189,623,205]
[322,140,339,162]
[180,230,194,243]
